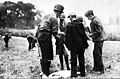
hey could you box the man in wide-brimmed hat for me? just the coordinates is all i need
[36,4,64,77]
[36,4,69,77]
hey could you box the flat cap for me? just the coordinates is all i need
[59,13,65,19]
[76,16,83,22]
[68,12,76,18]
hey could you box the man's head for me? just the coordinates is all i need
[76,16,83,22]
[68,12,76,22]
[85,10,94,20]
[59,13,65,19]
[54,4,64,17]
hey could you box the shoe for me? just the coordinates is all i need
[93,68,104,74]
[89,69,95,73]
[67,67,70,70]
[90,69,104,75]
[71,76,77,79]
[93,67,97,70]
[93,67,104,72]
[77,75,86,78]
[71,74,78,78]
[98,70,104,74]
[94,71,104,75]
[71,77,76,79]
[80,74,85,77]
[61,67,64,70]
[42,74,48,78]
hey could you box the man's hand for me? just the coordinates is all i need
[56,35,61,39]
[58,31,65,35]
[89,33,93,37]
[87,33,92,41]
[37,56,42,60]
[56,31,65,39]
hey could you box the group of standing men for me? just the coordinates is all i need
[35,4,106,78]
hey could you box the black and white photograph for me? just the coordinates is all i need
[0,0,120,78]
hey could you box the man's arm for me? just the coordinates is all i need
[89,18,102,38]
[51,18,58,39]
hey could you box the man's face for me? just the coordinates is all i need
[54,10,61,17]
[87,15,92,20]
[69,16,76,22]
[70,18,73,21]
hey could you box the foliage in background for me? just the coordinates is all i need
[0,1,37,29]
[0,28,34,37]
[0,27,120,41]
[105,33,120,41]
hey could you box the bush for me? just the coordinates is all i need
[105,33,120,41]
[0,28,34,37]
[1,28,120,41]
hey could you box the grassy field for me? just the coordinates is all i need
[0,37,120,78]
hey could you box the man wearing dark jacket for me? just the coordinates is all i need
[85,10,106,73]
[36,4,65,76]
[35,14,58,76]
[65,13,88,78]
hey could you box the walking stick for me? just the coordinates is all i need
[36,39,41,57]
[36,39,43,79]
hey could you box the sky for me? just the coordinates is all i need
[0,0,120,32]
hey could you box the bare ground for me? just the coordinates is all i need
[0,37,120,78]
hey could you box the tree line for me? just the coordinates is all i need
[0,1,37,29]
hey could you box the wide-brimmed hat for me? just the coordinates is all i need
[54,4,64,13]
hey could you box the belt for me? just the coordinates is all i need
[39,29,51,34]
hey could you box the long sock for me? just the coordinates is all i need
[65,56,70,70]
[59,55,64,70]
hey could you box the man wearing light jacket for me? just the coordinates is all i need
[85,10,106,73]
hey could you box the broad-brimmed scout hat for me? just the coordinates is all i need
[54,4,64,13]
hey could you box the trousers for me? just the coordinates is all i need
[70,48,85,77]
[93,41,104,71]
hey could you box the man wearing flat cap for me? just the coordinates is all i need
[85,10,106,74]
[67,12,76,22]
[76,16,83,23]
[65,12,88,78]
